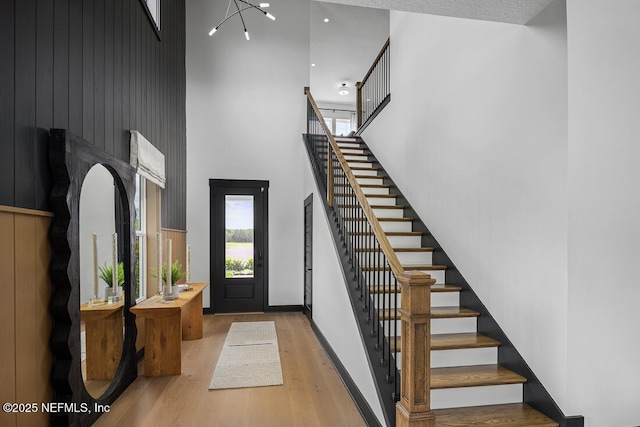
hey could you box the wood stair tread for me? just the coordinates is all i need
[336,183,391,188]
[339,204,405,210]
[433,403,558,427]
[357,247,433,252]
[343,217,412,222]
[361,264,446,271]
[431,306,480,318]
[368,283,461,293]
[431,364,527,389]
[389,333,501,352]
[351,231,422,236]
[334,193,396,198]
[378,306,479,320]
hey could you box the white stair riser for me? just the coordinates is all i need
[431,347,498,368]
[340,148,365,155]
[356,177,383,185]
[396,251,432,264]
[348,161,373,169]
[353,234,422,249]
[351,168,378,176]
[378,221,412,232]
[432,317,477,335]
[362,187,390,196]
[371,291,459,309]
[431,384,523,410]
[373,207,404,218]
[366,196,396,206]
[395,347,498,370]
[383,317,477,336]
[344,154,369,161]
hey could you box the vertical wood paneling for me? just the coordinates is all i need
[14,214,38,426]
[3,0,187,228]
[14,0,37,209]
[35,0,54,211]
[104,0,114,155]
[0,209,53,427]
[34,217,53,416]
[113,0,123,159]
[53,0,69,130]
[0,212,17,427]
[68,0,83,137]
[94,0,105,150]
[82,0,94,142]
[0,0,15,207]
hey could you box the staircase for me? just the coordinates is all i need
[334,135,558,427]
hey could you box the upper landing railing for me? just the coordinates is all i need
[356,38,390,134]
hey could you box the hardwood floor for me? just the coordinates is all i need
[95,312,366,427]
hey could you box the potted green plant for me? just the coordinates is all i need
[99,262,124,300]
[152,260,186,285]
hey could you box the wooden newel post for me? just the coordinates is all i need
[396,271,436,427]
[356,81,363,129]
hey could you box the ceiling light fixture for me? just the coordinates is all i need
[338,83,350,96]
[323,18,329,23]
[208,0,276,40]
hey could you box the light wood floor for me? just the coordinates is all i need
[94,312,366,427]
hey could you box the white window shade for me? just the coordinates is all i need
[130,130,166,189]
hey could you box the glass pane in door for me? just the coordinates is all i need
[225,195,254,279]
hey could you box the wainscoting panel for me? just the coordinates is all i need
[0,206,53,427]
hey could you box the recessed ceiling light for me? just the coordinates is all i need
[323,18,329,23]
[311,63,316,67]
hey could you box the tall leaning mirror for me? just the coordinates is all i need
[79,164,125,398]
[49,129,138,426]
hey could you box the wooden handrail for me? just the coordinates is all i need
[360,38,390,88]
[305,87,404,278]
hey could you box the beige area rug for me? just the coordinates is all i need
[209,321,283,390]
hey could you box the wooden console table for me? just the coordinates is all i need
[130,283,208,376]
[80,300,124,380]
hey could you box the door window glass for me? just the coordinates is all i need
[225,195,254,278]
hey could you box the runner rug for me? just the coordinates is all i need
[208,321,283,390]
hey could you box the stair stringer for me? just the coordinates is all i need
[303,134,398,427]
[353,139,585,427]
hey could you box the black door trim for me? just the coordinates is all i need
[209,179,269,313]
[303,194,313,321]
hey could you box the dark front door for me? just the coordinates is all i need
[303,194,313,321]
[210,179,269,313]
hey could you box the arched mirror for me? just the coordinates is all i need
[49,129,138,426]
[79,164,125,398]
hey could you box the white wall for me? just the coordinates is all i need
[566,1,640,425]
[363,0,570,411]
[185,0,309,307]
[303,155,386,425]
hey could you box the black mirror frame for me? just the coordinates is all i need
[48,129,138,426]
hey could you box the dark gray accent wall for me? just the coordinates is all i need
[0,0,186,229]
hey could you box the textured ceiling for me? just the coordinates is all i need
[315,0,556,25]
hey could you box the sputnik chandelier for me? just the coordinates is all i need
[208,0,276,41]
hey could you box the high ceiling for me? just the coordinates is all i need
[315,0,556,25]
[309,0,556,106]
[310,2,389,106]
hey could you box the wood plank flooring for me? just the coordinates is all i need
[94,312,366,427]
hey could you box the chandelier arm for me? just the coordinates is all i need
[232,0,248,32]
[210,6,252,32]
[237,0,267,14]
